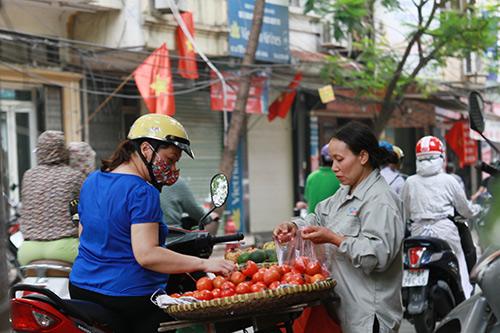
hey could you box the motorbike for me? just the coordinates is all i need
[10,173,244,333]
[401,232,466,333]
[434,91,499,333]
[401,195,479,333]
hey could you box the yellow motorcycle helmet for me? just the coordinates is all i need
[392,145,405,161]
[127,113,194,159]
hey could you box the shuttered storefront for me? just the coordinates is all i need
[247,113,294,233]
[174,91,223,203]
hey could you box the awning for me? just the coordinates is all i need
[404,93,468,111]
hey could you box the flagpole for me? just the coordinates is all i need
[86,71,135,125]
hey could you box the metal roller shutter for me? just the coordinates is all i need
[174,91,223,202]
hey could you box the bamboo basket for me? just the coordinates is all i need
[164,279,336,321]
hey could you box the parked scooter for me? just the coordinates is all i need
[10,173,244,333]
[434,91,499,333]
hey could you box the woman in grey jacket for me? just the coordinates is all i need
[274,121,404,333]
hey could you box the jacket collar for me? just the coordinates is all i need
[345,169,381,201]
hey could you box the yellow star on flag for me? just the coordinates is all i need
[150,74,170,96]
[185,39,193,52]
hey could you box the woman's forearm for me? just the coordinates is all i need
[135,246,207,274]
[330,232,346,247]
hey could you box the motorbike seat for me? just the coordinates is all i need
[64,299,123,331]
[25,293,122,330]
[404,236,452,252]
[23,260,72,278]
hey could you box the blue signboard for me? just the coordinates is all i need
[226,139,246,233]
[228,0,290,63]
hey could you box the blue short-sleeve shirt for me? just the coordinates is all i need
[70,171,168,296]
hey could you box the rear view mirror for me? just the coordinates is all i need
[210,173,228,208]
[468,91,485,133]
[198,173,228,230]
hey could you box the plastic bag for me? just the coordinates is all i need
[275,227,330,277]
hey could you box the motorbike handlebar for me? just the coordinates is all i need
[210,232,244,245]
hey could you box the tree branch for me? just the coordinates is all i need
[374,0,440,135]
[218,0,265,185]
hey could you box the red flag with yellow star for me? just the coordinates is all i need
[268,72,302,121]
[176,12,198,79]
[133,43,175,115]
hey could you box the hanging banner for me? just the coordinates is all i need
[228,0,290,63]
[210,71,269,114]
[445,120,478,168]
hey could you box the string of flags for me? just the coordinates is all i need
[131,11,336,120]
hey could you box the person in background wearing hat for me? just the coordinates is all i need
[68,141,97,178]
[302,143,341,214]
[379,141,406,195]
[401,136,479,298]
[69,114,235,333]
[17,131,85,265]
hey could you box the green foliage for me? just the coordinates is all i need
[306,0,370,40]
[321,38,404,97]
[308,0,499,104]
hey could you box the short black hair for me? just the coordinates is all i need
[332,121,391,169]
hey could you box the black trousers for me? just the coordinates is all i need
[69,283,173,333]
[373,315,380,333]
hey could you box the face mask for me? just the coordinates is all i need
[416,156,444,176]
[146,144,180,188]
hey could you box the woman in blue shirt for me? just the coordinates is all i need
[69,114,235,333]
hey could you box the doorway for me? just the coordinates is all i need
[0,100,37,207]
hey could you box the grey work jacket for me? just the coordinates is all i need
[293,170,404,333]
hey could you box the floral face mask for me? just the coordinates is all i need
[149,145,180,187]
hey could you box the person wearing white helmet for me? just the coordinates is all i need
[69,114,235,333]
[401,136,479,298]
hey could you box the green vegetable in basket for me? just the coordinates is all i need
[248,249,267,263]
[237,252,251,264]
[265,249,278,262]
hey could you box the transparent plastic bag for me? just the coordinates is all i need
[275,227,330,278]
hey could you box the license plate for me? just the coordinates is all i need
[402,269,429,287]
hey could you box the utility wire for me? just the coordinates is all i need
[0,59,283,99]
[0,28,297,69]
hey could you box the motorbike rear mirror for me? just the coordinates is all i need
[468,91,485,134]
[210,173,229,208]
[468,91,500,155]
[199,173,228,230]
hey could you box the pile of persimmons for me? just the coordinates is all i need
[169,256,328,301]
